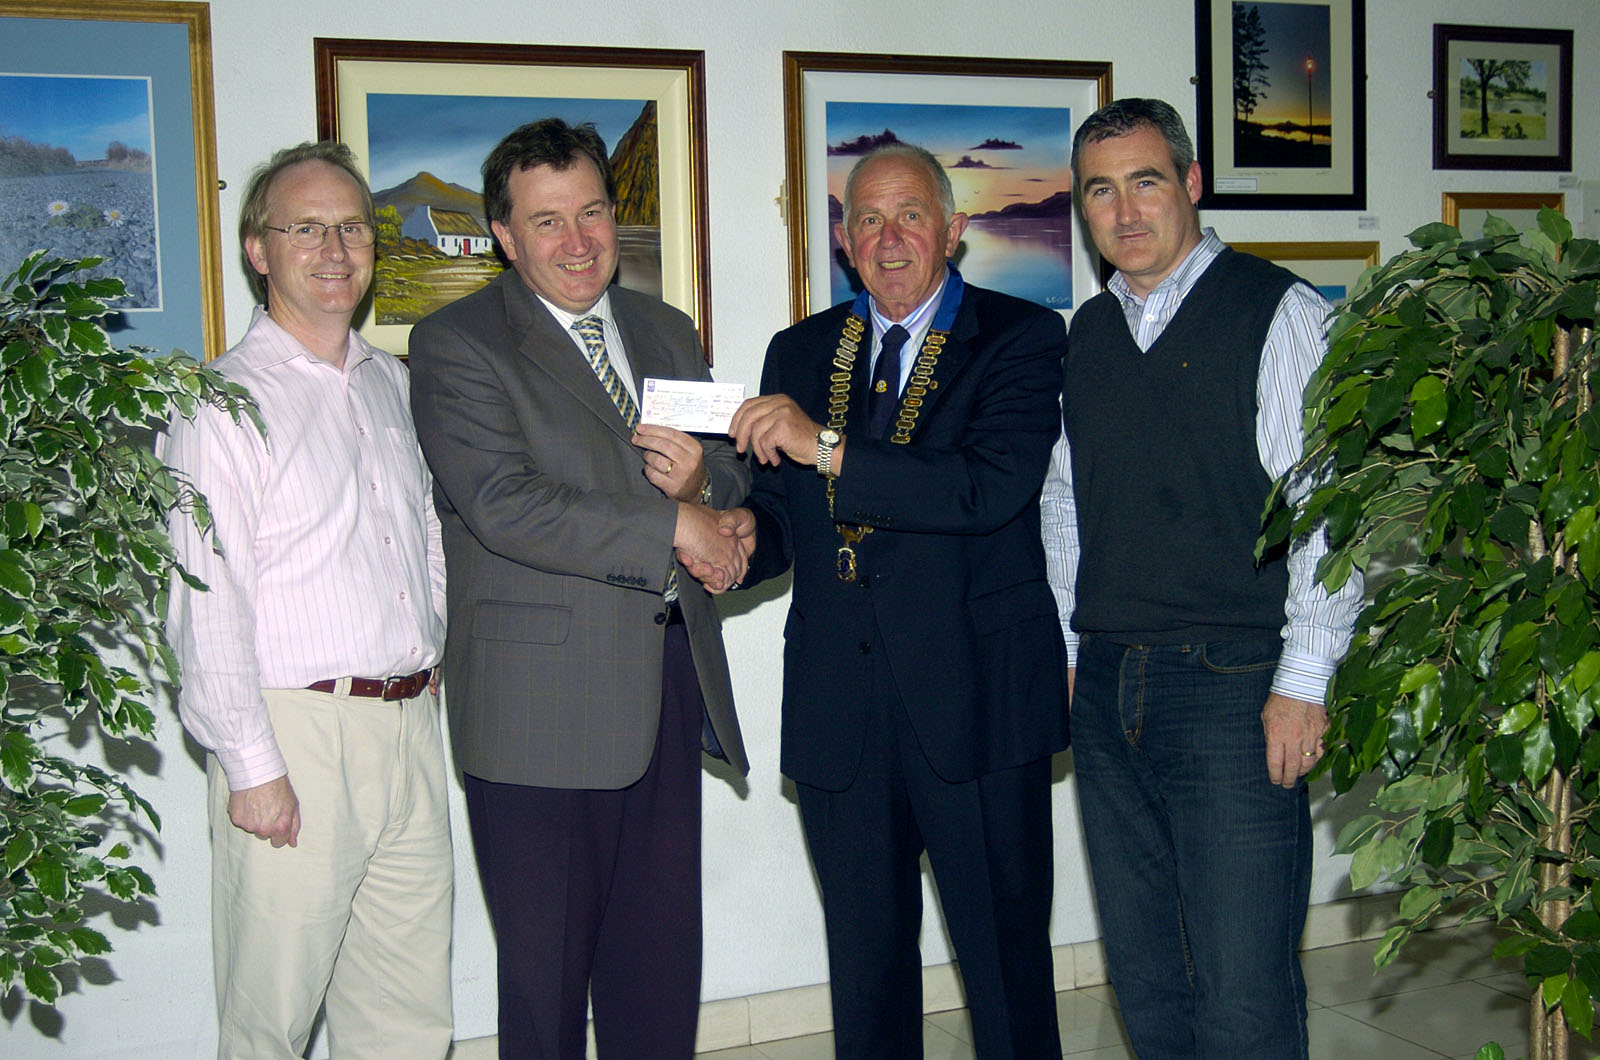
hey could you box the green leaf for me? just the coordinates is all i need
[29,857,68,902]
[1563,975,1594,1038]
[1409,376,1448,439]
[1563,910,1600,940]
[1420,816,1455,868]
[1472,1044,1506,1060]
[22,963,60,1004]
[1486,734,1523,783]
[5,830,38,874]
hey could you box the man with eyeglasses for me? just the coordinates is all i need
[161,141,453,1060]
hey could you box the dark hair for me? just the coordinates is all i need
[481,118,615,226]
[1070,98,1196,192]
[841,142,955,223]
[238,141,374,305]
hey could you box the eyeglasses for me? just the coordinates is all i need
[263,220,376,249]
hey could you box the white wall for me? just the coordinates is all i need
[8,0,1597,1056]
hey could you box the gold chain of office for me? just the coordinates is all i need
[824,312,946,582]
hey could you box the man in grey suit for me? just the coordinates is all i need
[408,118,750,1060]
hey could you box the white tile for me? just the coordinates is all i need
[696,1048,770,1060]
[1071,938,1109,988]
[1304,925,1517,1008]
[697,995,753,1052]
[1306,1007,1447,1059]
[748,982,833,1044]
[754,1024,974,1060]
[1056,989,1130,1056]
[1331,979,1524,1058]
[447,1037,497,1060]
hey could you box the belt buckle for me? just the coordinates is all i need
[381,674,410,701]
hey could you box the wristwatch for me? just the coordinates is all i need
[816,428,842,478]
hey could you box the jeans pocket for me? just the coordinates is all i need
[1198,638,1280,675]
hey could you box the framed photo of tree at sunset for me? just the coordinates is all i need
[1431,24,1572,172]
[1194,0,1366,209]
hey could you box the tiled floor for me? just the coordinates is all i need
[695,922,1596,1059]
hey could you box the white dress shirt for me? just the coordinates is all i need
[541,290,640,404]
[161,309,446,790]
[1041,229,1363,703]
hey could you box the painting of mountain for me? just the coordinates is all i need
[364,92,662,327]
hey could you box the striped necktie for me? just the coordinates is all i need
[572,315,677,605]
[573,315,639,428]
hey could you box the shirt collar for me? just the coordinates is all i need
[1108,228,1225,310]
[868,268,949,341]
[540,289,616,332]
[243,306,371,374]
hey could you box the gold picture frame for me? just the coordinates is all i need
[314,38,713,360]
[1230,240,1380,308]
[1441,191,1565,237]
[0,0,223,359]
[782,50,1111,323]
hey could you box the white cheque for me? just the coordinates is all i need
[639,378,747,434]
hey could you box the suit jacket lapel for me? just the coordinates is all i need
[500,274,637,446]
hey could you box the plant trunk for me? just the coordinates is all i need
[1531,324,1588,1060]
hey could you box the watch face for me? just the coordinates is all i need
[820,429,841,445]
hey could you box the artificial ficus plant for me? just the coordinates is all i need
[1261,209,1600,1060]
[0,253,254,1006]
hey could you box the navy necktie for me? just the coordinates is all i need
[866,325,911,438]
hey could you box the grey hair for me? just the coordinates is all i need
[841,142,956,223]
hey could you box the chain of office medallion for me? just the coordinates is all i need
[823,313,946,525]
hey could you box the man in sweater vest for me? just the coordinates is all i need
[1041,98,1362,1059]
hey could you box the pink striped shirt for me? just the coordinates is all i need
[161,310,446,790]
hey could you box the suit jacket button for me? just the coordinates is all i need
[858,641,871,654]
[655,611,668,625]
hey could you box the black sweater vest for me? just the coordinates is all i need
[1063,248,1303,643]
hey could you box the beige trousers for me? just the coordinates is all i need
[208,685,453,1060]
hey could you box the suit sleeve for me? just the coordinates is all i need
[831,306,1065,535]
[409,313,680,589]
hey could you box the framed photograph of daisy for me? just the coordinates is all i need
[0,0,223,359]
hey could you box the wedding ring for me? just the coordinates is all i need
[665,460,674,474]
[1302,750,1317,757]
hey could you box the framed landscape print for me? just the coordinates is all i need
[1432,24,1573,172]
[0,0,223,359]
[782,51,1112,322]
[1195,0,1367,210]
[1230,239,1378,308]
[1441,191,1564,238]
[314,38,714,359]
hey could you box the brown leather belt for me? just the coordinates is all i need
[307,668,432,701]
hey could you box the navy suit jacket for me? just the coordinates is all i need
[742,282,1068,790]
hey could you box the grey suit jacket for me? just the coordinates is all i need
[409,271,749,789]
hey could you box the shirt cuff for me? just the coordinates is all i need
[1271,647,1337,705]
[215,739,290,792]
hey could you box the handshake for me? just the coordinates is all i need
[673,504,756,594]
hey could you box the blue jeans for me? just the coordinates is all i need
[1072,636,1312,1060]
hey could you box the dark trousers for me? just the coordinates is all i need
[1072,635,1312,1060]
[795,639,1061,1060]
[463,621,704,1060]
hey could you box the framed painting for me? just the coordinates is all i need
[0,0,222,359]
[1441,191,1565,238]
[1195,0,1367,210]
[1230,239,1378,308]
[314,38,713,360]
[1432,25,1572,172]
[782,51,1112,323]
